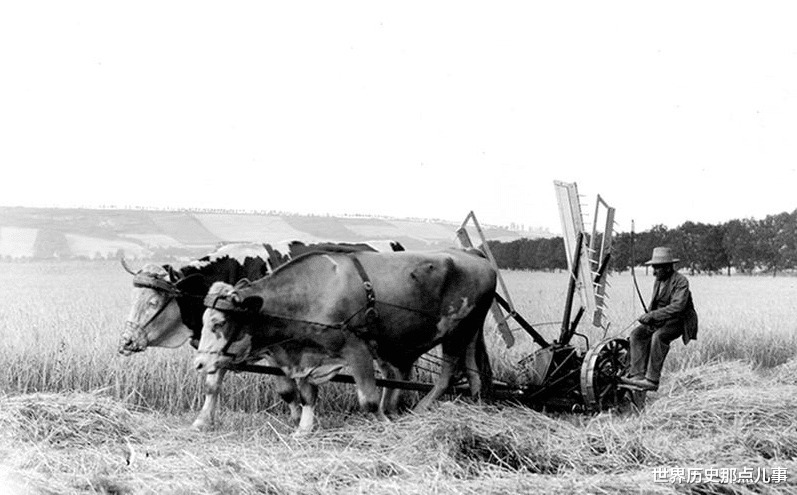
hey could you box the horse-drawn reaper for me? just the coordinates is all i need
[190,185,643,434]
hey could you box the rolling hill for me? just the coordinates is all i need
[0,207,548,260]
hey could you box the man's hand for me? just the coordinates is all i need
[638,313,653,325]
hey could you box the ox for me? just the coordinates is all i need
[119,240,404,429]
[194,249,496,434]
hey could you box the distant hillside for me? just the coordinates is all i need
[0,207,547,260]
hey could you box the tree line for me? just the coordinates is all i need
[486,209,797,276]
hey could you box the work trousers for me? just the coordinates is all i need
[628,322,683,383]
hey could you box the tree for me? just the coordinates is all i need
[611,232,632,272]
[697,224,728,274]
[484,208,797,274]
[722,219,756,274]
[754,213,792,276]
[671,222,707,274]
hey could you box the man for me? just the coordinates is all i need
[621,246,698,391]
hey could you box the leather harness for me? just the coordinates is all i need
[202,254,382,359]
[126,273,185,334]
[349,254,379,325]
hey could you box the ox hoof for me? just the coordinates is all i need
[291,428,313,439]
[289,407,302,425]
[191,419,213,431]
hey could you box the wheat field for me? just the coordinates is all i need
[1,260,796,494]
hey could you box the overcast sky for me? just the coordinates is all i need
[1,2,795,233]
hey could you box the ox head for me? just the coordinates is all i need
[119,259,195,355]
[194,280,263,374]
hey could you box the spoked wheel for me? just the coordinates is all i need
[580,337,636,412]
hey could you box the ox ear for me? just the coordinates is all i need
[165,265,182,283]
[242,295,263,313]
[234,278,251,290]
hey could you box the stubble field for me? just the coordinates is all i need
[1,261,796,494]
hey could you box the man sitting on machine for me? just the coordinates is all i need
[621,247,698,391]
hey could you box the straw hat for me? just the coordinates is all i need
[645,246,679,265]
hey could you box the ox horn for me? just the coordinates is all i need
[120,255,140,275]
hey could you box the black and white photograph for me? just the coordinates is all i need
[1,2,795,494]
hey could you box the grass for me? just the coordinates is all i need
[0,260,796,493]
[1,360,796,494]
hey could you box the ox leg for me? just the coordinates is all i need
[192,369,227,430]
[275,375,302,424]
[462,305,492,403]
[345,347,384,421]
[378,361,412,417]
[415,342,461,412]
[294,380,318,436]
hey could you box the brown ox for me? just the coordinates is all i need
[193,249,495,434]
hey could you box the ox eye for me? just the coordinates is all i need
[147,299,159,308]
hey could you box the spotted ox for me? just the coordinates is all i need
[119,240,404,429]
[194,249,496,434]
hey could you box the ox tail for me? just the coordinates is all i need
[458,293,494,402]
[472,323,493,401]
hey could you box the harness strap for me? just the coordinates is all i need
[204,294,250,313]
[133,273,184,297]
[124,272,185,340]
[349,255,378,323]
[347,255,383,357]
[126,291,176,334]
[203,293,255,358]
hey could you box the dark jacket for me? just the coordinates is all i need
[647,271,698,344]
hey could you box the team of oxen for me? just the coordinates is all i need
[120,240,497,434]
